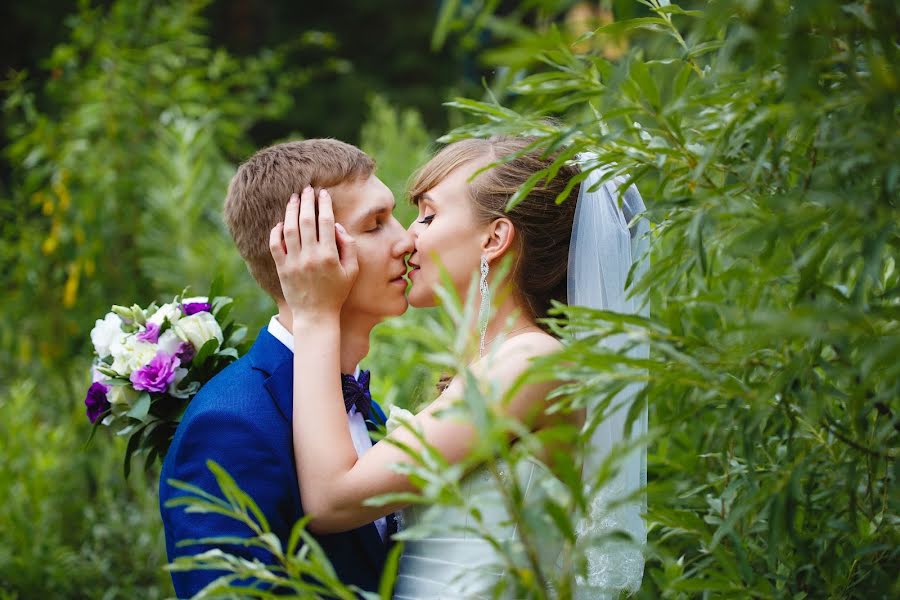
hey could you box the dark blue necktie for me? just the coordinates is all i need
[341,370,372,419]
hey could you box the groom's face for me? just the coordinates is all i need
[329,175,413,321]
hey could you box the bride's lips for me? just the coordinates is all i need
[407,261,420,279]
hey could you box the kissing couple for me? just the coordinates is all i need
[160,136,649,598]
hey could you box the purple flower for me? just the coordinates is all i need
[130,351,181,393]
[85,382,110,424]
[182,302,212,316]
[136,322,161,343]
[175,341,195,363]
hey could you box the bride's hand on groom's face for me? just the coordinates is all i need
[269,186,359,323]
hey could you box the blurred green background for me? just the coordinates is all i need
[2,1,897,598]
[1,2,460,597]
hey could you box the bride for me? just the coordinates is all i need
[269,136,648,598]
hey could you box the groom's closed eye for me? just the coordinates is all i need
[358,201,396,234]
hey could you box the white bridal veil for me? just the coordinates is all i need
[567,155,649,597]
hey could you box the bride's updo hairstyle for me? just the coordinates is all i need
[409,136,580,330]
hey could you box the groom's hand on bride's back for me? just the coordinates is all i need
[270,186,358,321]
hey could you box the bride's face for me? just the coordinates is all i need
[406,161,487,307]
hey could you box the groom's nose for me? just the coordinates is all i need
[392,220,415,256]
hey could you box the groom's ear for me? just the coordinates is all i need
[481,217,516,262]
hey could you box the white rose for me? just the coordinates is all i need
[109,335,159,375]
[90,312,125,358]
[157,329,182,356]
[147,302,183,327]
[174,312,223,352]
[385,405,416,435]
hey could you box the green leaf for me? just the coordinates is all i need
[213,298,233,323]
[226,325,247,347]
[431,0,460,50]
[126,392,151,421]
[123,424,148,479]
[593,17,668,37]
[193,337,220,368]
[630,59,661,109]
[543,498,576,543]
[207,460,271,533]
[208,273,224,301]
[378,541,404,599]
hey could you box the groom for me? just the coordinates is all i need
[159,139,414,597]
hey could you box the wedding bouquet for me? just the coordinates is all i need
[85,286,247,475]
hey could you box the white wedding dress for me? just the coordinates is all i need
[390,457,645,599]
[392,457,557,599]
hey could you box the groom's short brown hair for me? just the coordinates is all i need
[224,139,375,300]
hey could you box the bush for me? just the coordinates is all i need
[433,0,899,596]
[0,2,438,597]
[1,0,337,382]
[0,377,172,599]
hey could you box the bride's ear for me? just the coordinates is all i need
[481,217,515,262]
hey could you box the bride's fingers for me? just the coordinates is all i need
[317,189,336,253]
[298,185,318,247]
[282,192,301,253]
[335,223,359,280]
[269,222,286,265]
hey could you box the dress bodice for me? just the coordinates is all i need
[393,458,557,599]
[386,407,645,599]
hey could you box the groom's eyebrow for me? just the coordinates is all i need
[359,200,396,222]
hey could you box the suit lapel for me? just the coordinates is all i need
[263,359,295,424]
[251,328,394,561]
[247,327,295,422]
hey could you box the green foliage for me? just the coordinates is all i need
[3,0,897,598]
[0,378,172,599]
[166,460,398,599]
[135,112,272,328]
[1,0,337,380]
[433,0,899,597]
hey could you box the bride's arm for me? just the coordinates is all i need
[294,322,560,534]
[271,188,563,535]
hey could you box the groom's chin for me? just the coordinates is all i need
[387,296,410,317]
[367,294,409,320]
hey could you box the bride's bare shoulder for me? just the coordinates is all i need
[497,330,563,361]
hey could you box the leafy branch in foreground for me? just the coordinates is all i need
[166,459,398,600]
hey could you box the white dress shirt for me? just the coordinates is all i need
[268,315,387,540]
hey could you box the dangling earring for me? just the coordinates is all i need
[478,255,490,356]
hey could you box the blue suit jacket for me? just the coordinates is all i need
[159,328,390,598]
